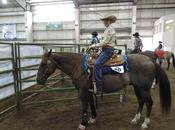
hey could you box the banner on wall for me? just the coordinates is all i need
[0,24,16,40]
[46,22,63,30]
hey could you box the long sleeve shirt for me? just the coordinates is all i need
[91,37,100,45]
[90,24,117,48]
[134,37,143,50]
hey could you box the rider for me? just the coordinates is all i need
[88,15,117,93]
[132,32,143,53]
[90,31,100,53]
[91,31,100,45]
[81,48,85,54]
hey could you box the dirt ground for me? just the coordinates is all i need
[0,66,175,130]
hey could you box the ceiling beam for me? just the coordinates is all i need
[14,0,27,10]
[133,0,137,5]
[73,0,79,8]
[78,0,134,5]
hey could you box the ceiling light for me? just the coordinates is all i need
[88,8,95,11]
[2,0,7,4]
[165,19,173,24]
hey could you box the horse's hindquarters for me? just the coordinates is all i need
[102,73,130,93]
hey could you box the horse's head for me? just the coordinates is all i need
[36,49,57,85]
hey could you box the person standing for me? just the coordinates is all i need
[155,41,163,51]
[131,32,143,53]
[155,41,165,65]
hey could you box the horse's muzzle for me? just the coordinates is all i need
[36,77,46,85]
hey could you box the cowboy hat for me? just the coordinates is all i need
[158,41,162,43]
[91,31,98,36]
[100,15,117,23]
[133,32,139,37]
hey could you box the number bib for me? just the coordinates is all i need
[111,65,124,73]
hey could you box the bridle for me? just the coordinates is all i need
[46,55,62,70]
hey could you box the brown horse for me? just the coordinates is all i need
[160,51,175,70]
[141,51,175,70]
[36,50,171,130]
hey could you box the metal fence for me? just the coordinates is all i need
[0,42,127,116]
[0,42,17,116]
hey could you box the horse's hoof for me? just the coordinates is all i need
[151,86,155,89]
[141,122,148,129]
[130,119,138,124]
[88,118,96,124]
[77,124,86,130]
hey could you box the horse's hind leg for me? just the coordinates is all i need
[167,58,170,70]
[151,78,156,89]
[141,92,153,129]
[131,86,144,124]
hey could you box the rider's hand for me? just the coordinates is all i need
[90,45,96,49]
[86,46,90,51]
[87,45,94,51]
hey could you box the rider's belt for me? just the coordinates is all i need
[102,45,114,51]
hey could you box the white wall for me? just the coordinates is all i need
[32,22,75,44]
[137,0,175,50]
[31,3,76,44]
[0,3,76,44]
[0,7,25,41]
[0,0,175,50]
[153,14,175,53]
[79,3,132,46]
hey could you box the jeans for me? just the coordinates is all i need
[94,48,114,91]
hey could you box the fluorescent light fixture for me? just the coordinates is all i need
[165,19,173,24]
[2,26,7,29]
[88,8,95,11]
[2,0,7,4]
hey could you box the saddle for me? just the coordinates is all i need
[87,52,125,68]
[81,52,128,94]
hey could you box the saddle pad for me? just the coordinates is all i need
[111,66,124,73]
[102,62,128,75]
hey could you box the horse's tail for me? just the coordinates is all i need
[155,63,171,114]
[171,52,175,68]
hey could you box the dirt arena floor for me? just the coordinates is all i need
[0,66,175,130]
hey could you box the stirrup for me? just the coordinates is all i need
[88,89,93,93]
[92,81,97,94]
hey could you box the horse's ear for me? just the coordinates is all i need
[43,49,52,57]
[48,49,52,57]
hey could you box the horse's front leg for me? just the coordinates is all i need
[88,92,97,124]
[78,89,90,130]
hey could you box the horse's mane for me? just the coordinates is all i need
[52,52,83,61]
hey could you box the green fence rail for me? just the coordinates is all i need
[0,42,17,116]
